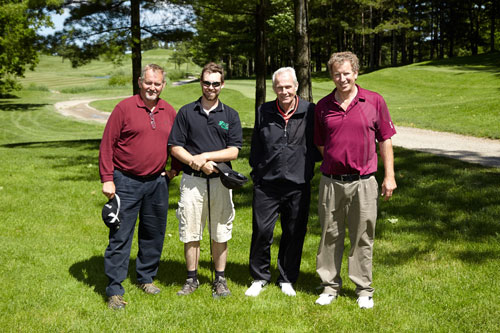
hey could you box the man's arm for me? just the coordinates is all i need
[171,146,239,172]
[102,181,116,199]
[316,145,324,157]
[378,139,397,201]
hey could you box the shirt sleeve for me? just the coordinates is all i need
[168,107,188,147]
[314,102,326,147]
[375,94,397,142]
[227,108,243,149]
[99,105,123,182]
[249,105,262,169]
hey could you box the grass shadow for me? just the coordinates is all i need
[0,103,50,112]
[416,52,500,73]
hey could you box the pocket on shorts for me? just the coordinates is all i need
[177,201,187,238]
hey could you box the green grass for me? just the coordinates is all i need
[1,52,499,331]
[90,52,500,139]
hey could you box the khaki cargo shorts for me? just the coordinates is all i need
[177,173,235,243]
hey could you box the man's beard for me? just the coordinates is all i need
[203,90,219,101]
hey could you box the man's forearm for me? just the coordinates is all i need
[202,146,239,162]
[379,139,395,178]
[170,146,194,165]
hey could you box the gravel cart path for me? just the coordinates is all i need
[54,98,500,168]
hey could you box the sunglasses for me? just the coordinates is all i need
[202,81,222,88]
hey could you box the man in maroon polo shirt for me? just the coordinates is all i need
[99,64,178,309]
[314,52,397,309]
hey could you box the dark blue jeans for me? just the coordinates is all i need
[104,170,169,297]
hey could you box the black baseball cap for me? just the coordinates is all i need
[214,162,248,190]
[102,194,121,229]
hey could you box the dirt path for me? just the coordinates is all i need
[54,98,500,168]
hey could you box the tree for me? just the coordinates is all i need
[186,0,270,110]
[294,0,312,101]
[0,0,60,94]
[56,0,193,94]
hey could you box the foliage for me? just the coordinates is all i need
[0,0,61,94]
[53,0,193,66]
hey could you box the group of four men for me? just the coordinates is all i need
[98,51,397,310]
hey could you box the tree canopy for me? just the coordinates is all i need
[52,0,194,93]
[0,0,61,94]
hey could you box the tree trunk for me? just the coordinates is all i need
[131,0,141,95]
[255,0,267,112]
[491,0,497,51]
[369,5,375,70]
[294,0,312,102]
[391,30,397,66]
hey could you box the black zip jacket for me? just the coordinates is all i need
[249,97,322,185]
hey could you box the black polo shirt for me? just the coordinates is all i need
[168,97,243,173]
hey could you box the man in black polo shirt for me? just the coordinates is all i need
[168,62,242,298]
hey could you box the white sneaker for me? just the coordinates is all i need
[245,280,267,297]
[315,293,336,305]
[279,282,296,296]
[357,296,374,309]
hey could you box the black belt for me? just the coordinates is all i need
[184,170,219,179]
[322,172,374,182]
[117,169,162,181]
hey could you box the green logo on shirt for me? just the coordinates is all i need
[218,121,229,130]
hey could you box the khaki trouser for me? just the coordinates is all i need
[316,175,379,297]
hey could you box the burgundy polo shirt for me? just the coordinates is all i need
[99,94,177,182]
[314,85,396,176]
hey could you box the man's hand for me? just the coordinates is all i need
[190,153,207,171]
[201,161,218,175]
[102,181,116,199]
[164,169,178,179]
[381,176,397,201]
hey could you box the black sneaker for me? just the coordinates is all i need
[212,276,231,298]
[177,278,199,296]
[107,295,127,309]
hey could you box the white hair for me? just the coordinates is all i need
[272,67,298,87]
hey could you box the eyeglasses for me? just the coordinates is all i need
[149,112,156,130]
[202,81,221,88]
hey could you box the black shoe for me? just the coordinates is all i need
[177,278,199,296]
[107,295,127,309]
[212,276,231,298]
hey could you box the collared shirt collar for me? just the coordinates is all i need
[194,97,224,114]
[330,84,366,108]
[134,94,164,113]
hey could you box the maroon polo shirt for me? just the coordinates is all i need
[99,94,177,182]
[314,85,396,176]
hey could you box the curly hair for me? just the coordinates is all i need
[327,52,360,78]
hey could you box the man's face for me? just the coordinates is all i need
[331,61,358,94]
[201,72,224,102]
[273,72,297,107]
[139,69,165,103]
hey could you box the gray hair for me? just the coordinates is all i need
[272,67,298,88]
[140,64,166,83]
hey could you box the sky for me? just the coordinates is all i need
[38,10,69,36]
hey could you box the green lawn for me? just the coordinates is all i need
[1,52,499,331]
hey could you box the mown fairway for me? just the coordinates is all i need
[1,50,499,332]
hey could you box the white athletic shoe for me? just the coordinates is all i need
[357,296,374,309]
[315,293,336,305]
[245,280,267,297]
[279,282,296,296]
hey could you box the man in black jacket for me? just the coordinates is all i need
[246,67,320,297]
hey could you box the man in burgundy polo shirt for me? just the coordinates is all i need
[314,52,397,309]
[99,64,178,309]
